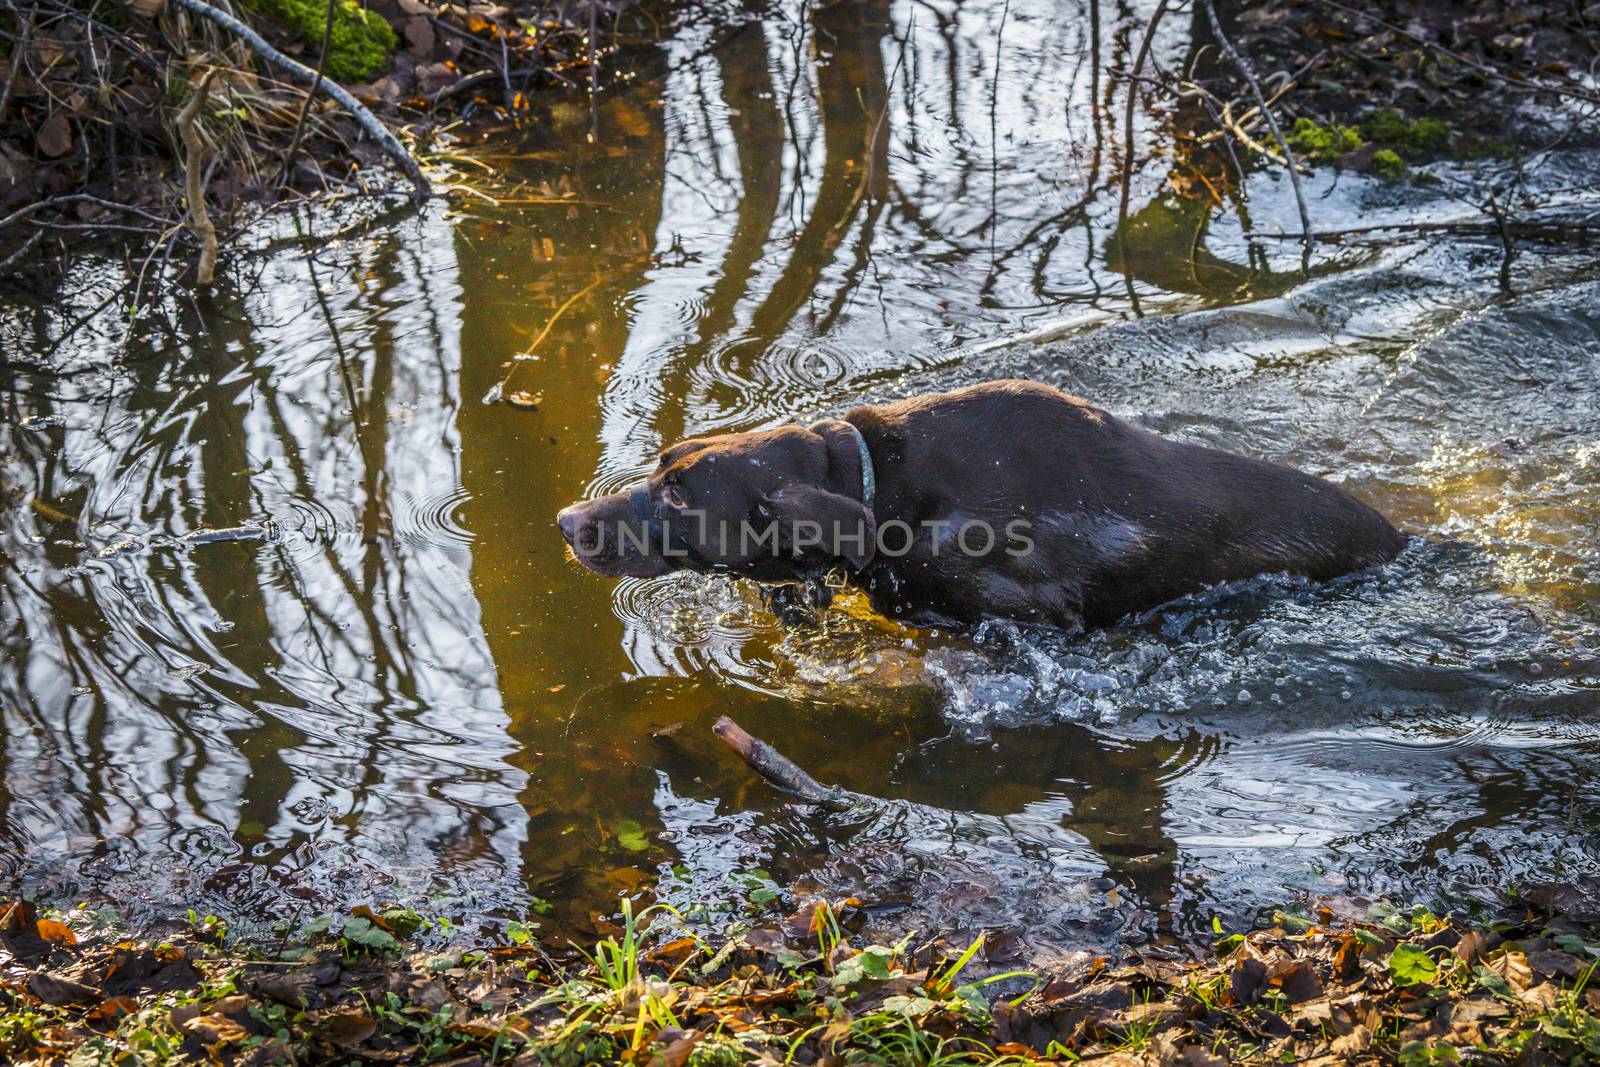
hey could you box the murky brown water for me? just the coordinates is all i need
[2,0,1598,953]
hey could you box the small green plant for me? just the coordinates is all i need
[579,898,647,993]
[1388,943,1439,986]
[340,915,400,955]
[927,934,987,998]
[186,909,228,944]
[1109,990,1161,1052]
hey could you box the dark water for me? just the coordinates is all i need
[2,0,1598,953]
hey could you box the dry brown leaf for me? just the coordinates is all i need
[320,1010,378,1046]
[1228,956,1268,1005]
[1517,982,1560,1013]
[88,995,139,1022]
[1330,1023,1371,1055]
[1527,949,1586,979]
[1487,949,1533,993]
[180,1012,249,1044]
[35,918,77,945]
[28,971,101,1005]
[37,113,73,158]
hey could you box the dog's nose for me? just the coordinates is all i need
[556,505,583,545]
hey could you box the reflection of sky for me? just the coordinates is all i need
[0,216,529,922]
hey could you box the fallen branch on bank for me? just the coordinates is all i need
[169,0,432,202]
[712,716,870,813]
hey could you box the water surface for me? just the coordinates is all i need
[1,0,1597,952]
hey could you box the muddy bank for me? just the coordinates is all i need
[4,885,1600,1065]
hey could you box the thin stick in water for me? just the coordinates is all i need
[1200,0,1313,274]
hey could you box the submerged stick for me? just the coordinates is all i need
[712,717,865,813]
[170,0,431,201]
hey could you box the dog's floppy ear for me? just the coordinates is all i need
[768,486,876,569]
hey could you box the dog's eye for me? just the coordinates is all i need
[661,484,687,509]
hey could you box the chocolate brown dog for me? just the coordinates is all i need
[557,380,1404,630]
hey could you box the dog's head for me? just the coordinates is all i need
[557,419,876,580]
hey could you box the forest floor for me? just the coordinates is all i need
[4,883,1600,1065]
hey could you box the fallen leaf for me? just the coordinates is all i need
[180,1012,249,1044]
[254,970,316,1006]
[29,971,102,1005]
[1455,929,1499,965]
[1517,982,1559,1013]
[1331,933,1365,980]
[1487,950,1533,993]
[1275,958,1324,1003]
[319,1010,378,1046]
[1527,949,1586,979]
[1229,957,1267,1005]
[505,390,543,410]
[1330,1023,1371,1055]
[648,1028,703,1067]
[88,996,139,1022]
[35,919,77,946]
[36,113,73,159]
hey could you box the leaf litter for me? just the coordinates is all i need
[4,880,1600,1064]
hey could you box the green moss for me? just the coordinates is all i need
[1360,110,1453,159]
[1360,108,1409,145]
[1371,148,1407,180]
[248,0,396,83]
[1408,117,1451,154]
[1288,117,1364,162]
